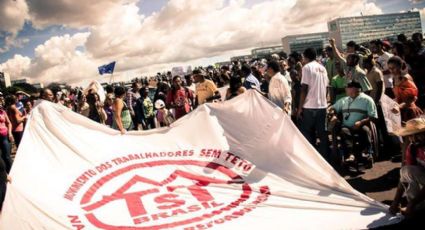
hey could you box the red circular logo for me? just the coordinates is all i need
[79,160,260,229]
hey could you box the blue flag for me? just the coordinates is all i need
[98,61,116,75]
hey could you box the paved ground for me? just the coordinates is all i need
[338,154,425,229]
[343,158,400,204]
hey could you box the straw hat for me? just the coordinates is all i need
[394,117,425,136]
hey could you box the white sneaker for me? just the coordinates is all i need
[345,154,355,162]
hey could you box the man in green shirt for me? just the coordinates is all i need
[325,46,337,82]
[330,61,347,103]
[330,82,378,161]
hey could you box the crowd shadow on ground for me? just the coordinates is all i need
[346,168,400,193]
[333,154,425,229]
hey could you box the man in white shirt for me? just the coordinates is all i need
[267,60,291,114]
[297,48,329,159]
[370,39,393,97]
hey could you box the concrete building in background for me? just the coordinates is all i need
[328,11,422,50]
[251,45,284,59]
[32,83,44,89]
[281,32,329,54]
[0,72,11,88]
[230,54,252,62]
[11,79,28,85]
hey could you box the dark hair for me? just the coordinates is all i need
[397,34,407,43]
[240,64,251,76]
[220,65,230,71]
[86,93,99,106]
[388,56,407,70]
[289,69,298,79]
[5,95,17,107]
[289,51,302,63]
[303,48,317,61]
[171,75,182,94]
[412,32,423,41]
[346,81,362,89]
[267,60,280,73]
[184,74,192,83]
[370,39,383,47]
[40,88,52,99]
[114,86,126,97]
[229,75,242,91]
[131,81,139,88]
[346,40,357,48]
[392,42,405,57]
[172,75,181,82]
[325,46,333,52]
[347,53,360,65]
[105,85,114,94]
[139,87,148,96]
[362,54,375,69]
[192,69,204,76]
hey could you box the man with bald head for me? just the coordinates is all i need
[40,88,54,102]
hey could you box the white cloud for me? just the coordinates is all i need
[27,0,138,29]
[0,0,29,52]
[2,0,385,85]
[361,2,383,15]
[0,35,30,54]
[28,32,101,84]
[0,0,29,34]
[0,54,31,80]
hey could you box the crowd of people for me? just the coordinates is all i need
[0,32,424,218]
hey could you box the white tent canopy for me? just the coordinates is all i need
[0,90,400,229]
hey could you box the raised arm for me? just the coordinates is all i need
[329,38,345,63]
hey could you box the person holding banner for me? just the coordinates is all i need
[388,56,423,122]
[390,117,425,217]
[225,75,246,100]
[166,76,194,120]
[40,88,54,102]
[126,82,141,130]
[192,69,220,107]
[112,86,133,134]
[267,60,291,114]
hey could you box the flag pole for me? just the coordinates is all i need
[109,73,113,84]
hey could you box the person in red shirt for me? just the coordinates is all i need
[388,56,422,122]
[390,117,425,217]
[5,95,26,148]
[166,76,194,120]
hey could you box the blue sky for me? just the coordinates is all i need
[0,0,424,85]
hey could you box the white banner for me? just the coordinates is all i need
[0,91,400,229]
[380,94,402,134]
[218,85,229,101]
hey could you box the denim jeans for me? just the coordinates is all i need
[0,135,12,173]
[299,108,329,160]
